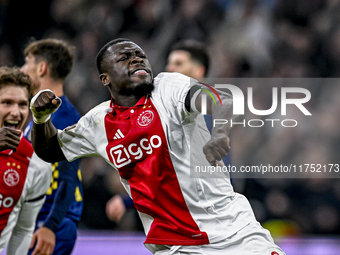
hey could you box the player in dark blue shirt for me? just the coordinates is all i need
[21,39,83,255]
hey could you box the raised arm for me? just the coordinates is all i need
[186,84,234,165]
[30,90,66,162]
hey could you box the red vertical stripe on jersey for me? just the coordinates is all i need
[105,97,209,245]
[0,137,32,236]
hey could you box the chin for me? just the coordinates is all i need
[121,80,154,98]
[133,81,155,98]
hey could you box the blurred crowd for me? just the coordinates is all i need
[1,0,340,237]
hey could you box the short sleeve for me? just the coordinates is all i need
[57,102,109,162]
[58,111,95,162]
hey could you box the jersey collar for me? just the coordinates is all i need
[110,95,150,115]
[110,95,149,108]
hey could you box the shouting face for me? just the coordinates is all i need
[0,85,29,130]
[100,41,154,98]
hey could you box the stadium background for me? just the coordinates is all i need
[1,0,340,254]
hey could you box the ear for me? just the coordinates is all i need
[38,61,48,77]
[194,66,206,79]
[99,73,110,86]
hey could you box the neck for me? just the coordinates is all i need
[51,85,64,97]
[109,81,154,107]
[37,78,64,97]
[113,94,143,107]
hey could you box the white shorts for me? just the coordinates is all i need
[151,222,286,255]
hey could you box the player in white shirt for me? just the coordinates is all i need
[29,39,285,255]
[0,67,51,255]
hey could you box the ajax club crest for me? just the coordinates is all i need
[4,169,20,187]
[137,110,154,127]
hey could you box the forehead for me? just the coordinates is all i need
[0,85,29,99]
[109,41,145,55]
[24,53,38,64]
[169,50,191,61]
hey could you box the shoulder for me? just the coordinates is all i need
[152,72,196,102]
[61,100,111,129]
[71,100,111,129]
[154,72,192,88]
[26,153,52,197]
[27,153,52,183]
[86,100,111,117]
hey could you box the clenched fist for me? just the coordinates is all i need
[0,127,21,152]
[203,131,230,165]
[30,89,62,124]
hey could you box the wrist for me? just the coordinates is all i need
[43,221,58,233]
[32,113,51,124]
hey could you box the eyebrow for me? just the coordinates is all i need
[0,97,28,103]
[116,49,144,55]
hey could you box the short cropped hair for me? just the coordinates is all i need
[170,40,210,77]
[96,38,132,74]
[0,66,32,95]
[23,38,75,81]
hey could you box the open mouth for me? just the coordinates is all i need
[4,120,20,129]
[131,69,148,76]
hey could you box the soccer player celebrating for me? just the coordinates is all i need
[106,39,230,223]
[30,38,285,255]
[0,66,51,255]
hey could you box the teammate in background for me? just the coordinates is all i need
[29,38,285,254]
[0,67,51,255]
[165,40,225,133]
[106,39,231,223]
[21,39,83,255]
[165,40,210,81]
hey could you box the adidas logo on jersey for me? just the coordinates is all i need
[114,129,125,140]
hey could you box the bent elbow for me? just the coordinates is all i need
[34,149,56,163]
[33,143,66,163]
